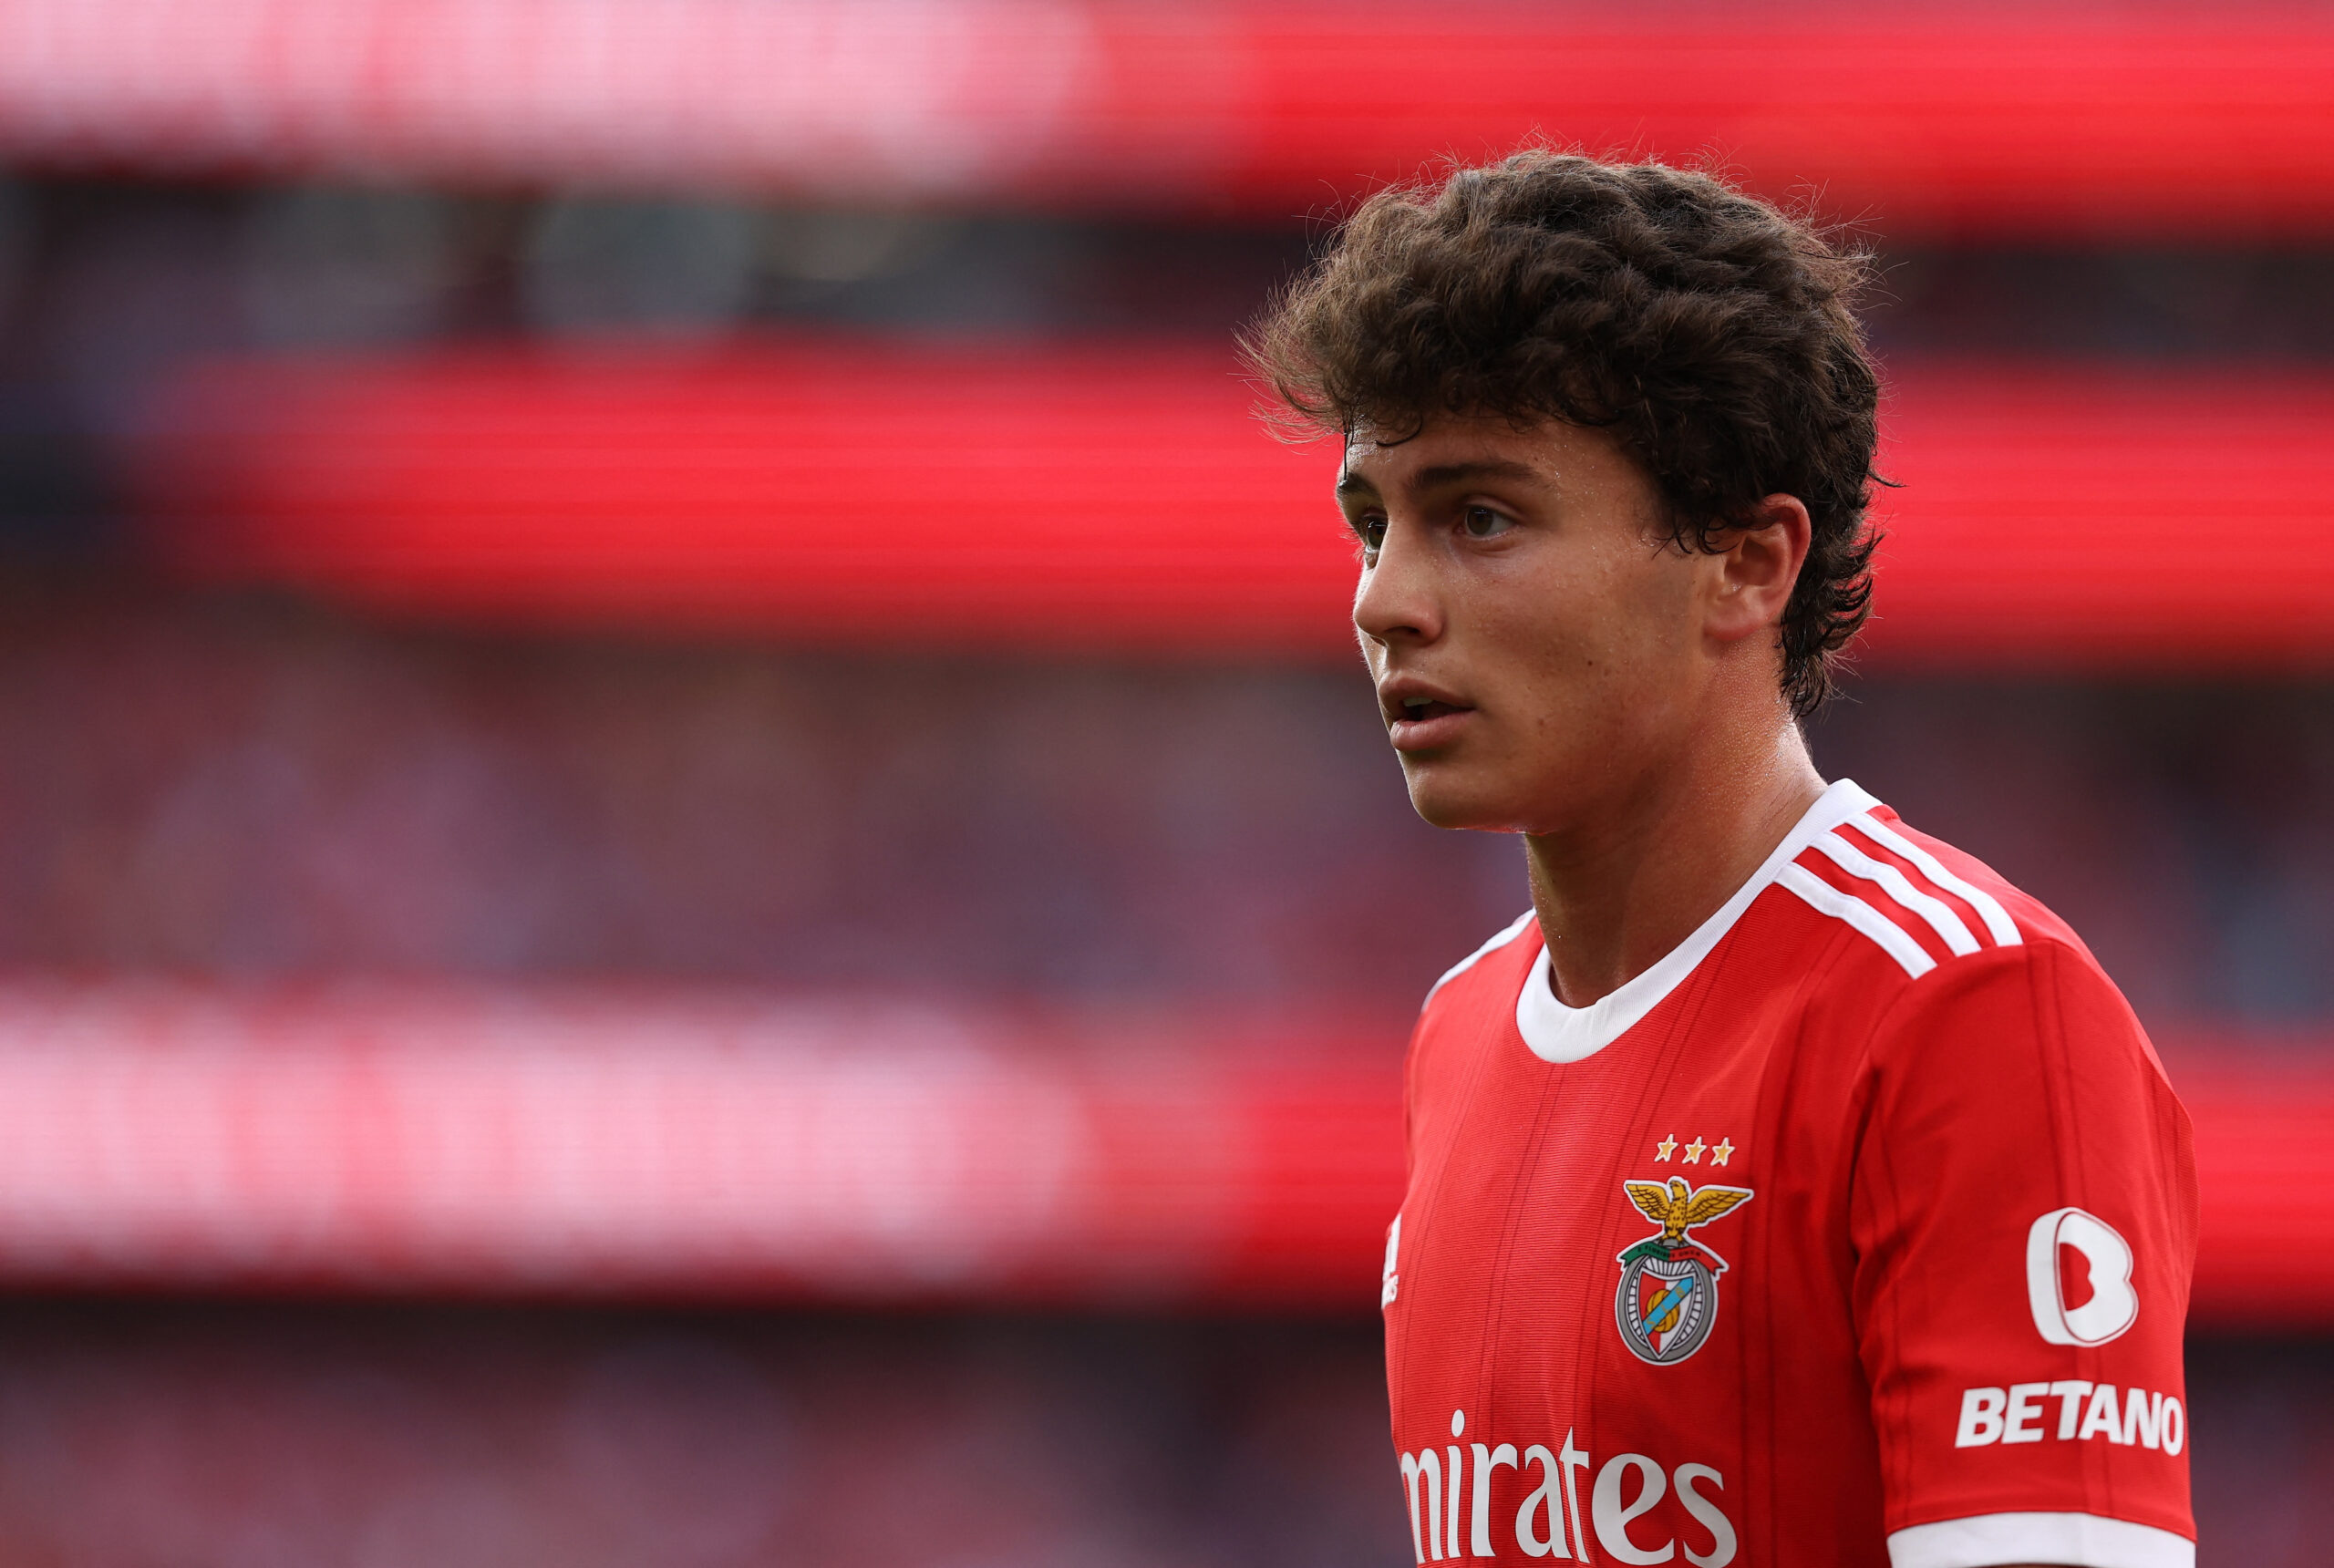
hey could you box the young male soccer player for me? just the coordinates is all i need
[1248,154,2195,1568]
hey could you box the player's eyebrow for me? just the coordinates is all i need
[1410,459,1542,490]
[1338,458,1543,499]
[1337,457,1544,501]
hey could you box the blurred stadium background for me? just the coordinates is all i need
[0,1,2326,1563]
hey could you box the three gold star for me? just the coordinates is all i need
[1652,1134,1740,1166]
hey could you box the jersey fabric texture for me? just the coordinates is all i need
[1381,779,2196,1568]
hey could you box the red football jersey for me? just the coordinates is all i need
[1382,779,2196,1568]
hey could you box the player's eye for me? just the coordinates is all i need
[1352,515,1388,556]
[1461,505,1516,539]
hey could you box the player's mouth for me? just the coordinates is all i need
[1381,680,1476,751]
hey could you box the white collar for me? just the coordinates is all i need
[1513,778,1883,1063]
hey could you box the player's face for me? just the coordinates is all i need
[1338,414,1730,834]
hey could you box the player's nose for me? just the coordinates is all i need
[1353,517,1446,648]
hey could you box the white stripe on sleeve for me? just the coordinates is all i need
[1887,1511,2193,1568]
[1807,830,1982,956]
[1776,862,1936,979]
[1848,814,2024,947]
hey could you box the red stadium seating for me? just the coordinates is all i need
[135,344,2334,669]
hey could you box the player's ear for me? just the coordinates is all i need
[1705,493,1811,645]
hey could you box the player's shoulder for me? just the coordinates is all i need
[1780,784,2135,1047]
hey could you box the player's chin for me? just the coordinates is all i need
[1399,759,1524,832]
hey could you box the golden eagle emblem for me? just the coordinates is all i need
[1623,1178,1755,1245]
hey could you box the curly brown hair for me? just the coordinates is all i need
[1244,150,1882,717]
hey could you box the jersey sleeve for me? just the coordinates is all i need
[1847,939,2197,1568]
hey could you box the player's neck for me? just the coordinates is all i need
[1522,722,1824,1011]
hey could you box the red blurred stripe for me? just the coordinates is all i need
[1874,366,2334,667]
[2179,1061,2334,1329]
[134,345,2334,669]
[0,1,2328,234]
[1162,10,2334,236]
[0,985,1400,1306]
[0,984,1406,1305]
[0,982,2301,1323]
[139,342,1361,656]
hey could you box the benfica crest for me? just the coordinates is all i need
[1614,1178,1755,1365]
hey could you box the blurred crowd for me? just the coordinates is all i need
[0,1303,1404,1568]
[0,585,2329,1034]
[0,1301,2325,1568]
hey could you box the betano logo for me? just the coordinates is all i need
[1398,1409,1737,1566]
[1955,1380,2185,1454]
[2026,1206,2139,1346]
